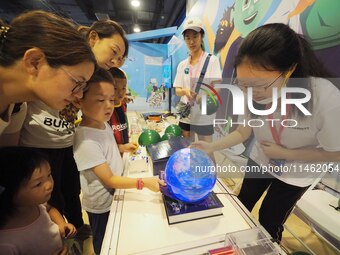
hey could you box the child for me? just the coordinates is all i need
[109,67,138,153]
[0,147,77,255]
[73,67,165,254]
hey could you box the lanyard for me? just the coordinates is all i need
[267,104,291,145]
[189,51,204,89]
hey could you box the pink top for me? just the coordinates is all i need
[0,204,62,255]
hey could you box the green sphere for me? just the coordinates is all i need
[161,132,176,141]
[202,96,219,115]
[165,124,182,137]
[138,129,161,146]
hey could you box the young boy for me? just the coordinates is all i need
[73,68,165,254]
[109,68,138,153]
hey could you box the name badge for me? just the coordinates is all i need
[269,159,285,176]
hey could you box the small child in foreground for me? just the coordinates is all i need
[0,147,76,255]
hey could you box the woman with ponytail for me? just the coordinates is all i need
[79,20,129,69]
[192,23,340,242]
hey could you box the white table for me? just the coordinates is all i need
[101,151,285,255]
[295,189,340,249]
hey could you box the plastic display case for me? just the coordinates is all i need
[223,227,279,255]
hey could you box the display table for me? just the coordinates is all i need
[101,153,285,255]
[101,112,285,254]
[295,189,340,249]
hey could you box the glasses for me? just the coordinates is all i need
[61,67,87,94]
[232,72,283,91]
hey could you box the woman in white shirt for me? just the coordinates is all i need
[173,17,221,148]
[193,23,340,242]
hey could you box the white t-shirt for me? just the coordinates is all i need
[0,103,27,137]
[173,52,221,125]
[0,204,62,255]
[73,122,123,214]
[246,77,340,187]
[20,101,74,148]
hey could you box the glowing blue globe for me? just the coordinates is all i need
[165,148,216,203]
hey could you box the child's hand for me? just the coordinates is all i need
[119,142,138,153]
[59,222,77,239]
[143,177,166,192]
[124,96,134,103]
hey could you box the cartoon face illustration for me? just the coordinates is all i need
[232,0,272,37]
[214,6,235,53]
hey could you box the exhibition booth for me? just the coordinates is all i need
[102,0,340,254]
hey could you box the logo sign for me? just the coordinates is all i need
[201,84,312,116]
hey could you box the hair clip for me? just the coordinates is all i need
[0,26,10,38]
[0,185,5,195]
[0,26,10,49]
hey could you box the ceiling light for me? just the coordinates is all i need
[133,26,141,33]
[131,0,140,7]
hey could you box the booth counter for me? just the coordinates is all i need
[101,112,285,254]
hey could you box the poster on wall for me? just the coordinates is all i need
[122,42,169,111]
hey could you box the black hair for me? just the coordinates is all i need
[0,147,49,227]
[109,67,127,80]
[234,23,333,118]
[234,23,331,77]
[0,10,96,67]
[84,67,114,96]
[81,20,129,57]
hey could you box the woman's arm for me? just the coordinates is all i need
[175,87,196,100]
[261,142,340,162]
[192,125,252,154]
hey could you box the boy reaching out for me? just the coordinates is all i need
[73,68,165,254]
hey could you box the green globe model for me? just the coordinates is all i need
[138,129,161,146]
[161,132,176,141]
[164,124,182,137]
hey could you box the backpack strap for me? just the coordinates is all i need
[194,53,211,94]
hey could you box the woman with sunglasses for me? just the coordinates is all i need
[192,23,340,242]
[0,10,96,145]
[19,18,129,242]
